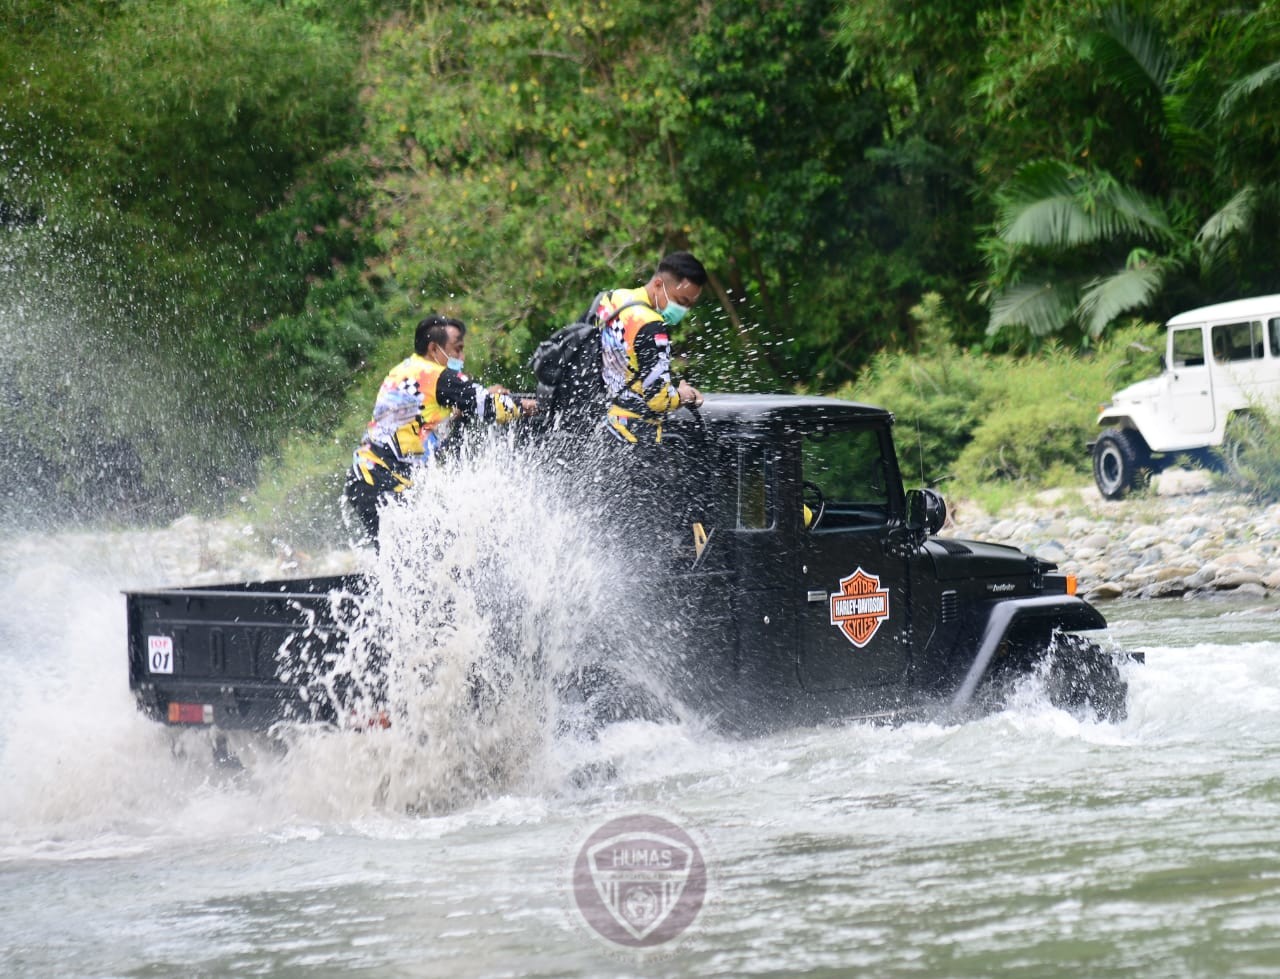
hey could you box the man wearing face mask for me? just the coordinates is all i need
[344,314,537,542]
[595,251,707,447]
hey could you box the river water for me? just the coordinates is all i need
[3,507,1280,976]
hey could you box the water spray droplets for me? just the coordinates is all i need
[284,436,646,813]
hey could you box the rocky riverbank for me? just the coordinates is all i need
[0,514,362,588]
[946,469,1280,602]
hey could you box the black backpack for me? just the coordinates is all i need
[529,291,644,430]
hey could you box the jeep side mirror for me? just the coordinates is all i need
[905,488,947,536]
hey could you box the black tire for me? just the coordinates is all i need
[1093,428,1149,500]
[1044,636,1129,722]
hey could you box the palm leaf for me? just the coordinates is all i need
[988,281,1077,338]
[1197,186,1257,246]
[998,162,1098,248]
[998,161,1173,248]
[1219,59,1280,118]
[1163,91,1214,161]
[1196,186,1258,277]
[1083,5,1176,97]
[1092,179,1175,242]
[1078,264,1166,338]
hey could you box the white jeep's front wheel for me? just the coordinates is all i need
[1093,428,1149,499]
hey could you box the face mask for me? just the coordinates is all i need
[659,279,689,326]
[661,301,688,326]
[446,357,465,372]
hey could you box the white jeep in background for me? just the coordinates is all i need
[1091,294,1280,499]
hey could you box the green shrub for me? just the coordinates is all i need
[1216,409,1280,502]
[952,344,1106,486]
[834,295,1165,494]
[953,399,1091,485]
[833,294,995,485]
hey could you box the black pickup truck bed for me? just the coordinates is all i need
[128,575,362,729]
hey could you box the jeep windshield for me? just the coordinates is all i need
[801,424,893,530]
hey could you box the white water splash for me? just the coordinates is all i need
[270,434,676,814]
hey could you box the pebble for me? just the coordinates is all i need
[945,470,1280,603]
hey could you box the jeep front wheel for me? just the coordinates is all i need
[1093,429,1149,499]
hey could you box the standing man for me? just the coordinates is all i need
[595,251,707,446]
[344,314,536,542]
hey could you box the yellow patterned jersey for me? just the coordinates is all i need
[352,354,520,474]
[595,288,682,443]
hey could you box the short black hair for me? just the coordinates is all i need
[657,251,708,287]
[415,314,466,356]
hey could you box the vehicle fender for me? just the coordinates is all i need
[947,596,1107,714]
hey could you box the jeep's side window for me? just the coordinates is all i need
[802,426,890,528]
[737,443,774,530]
[1172,328,1205,367]
[1211,321,1263,362]
[1270,318,1280,358]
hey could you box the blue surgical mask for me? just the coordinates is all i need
[446,357,465,372]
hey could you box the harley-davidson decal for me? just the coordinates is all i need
[829,567,890,648]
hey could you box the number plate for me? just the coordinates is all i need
[148,635,174,674]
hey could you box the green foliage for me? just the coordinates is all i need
[678,0,893,384]
[977,0,1280,345]
[950,354,1102,486]
[351,1,694,383]
[352,0,982,391]
[0,0,378,522]
[238,433,356,549]
[4,0,1279,529]
[836,293,1162,492]
[953,324,1162,491]
[834,294,996,485]
[1216,410,1280,503]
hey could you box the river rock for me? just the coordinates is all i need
[942,483,1279,601]
[1141,577,1191,598]
[1184,566,1218,589]
[1225,582,1269,599]
[1218,549,1267,569]
[1153,468,1213,495]
[1154,565,1199,582]
[1036,542,1069,564]
[1085,582,1125,600]
[1214,570,1265,589]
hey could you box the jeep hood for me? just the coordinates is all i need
[925,538,1043,580]
[1109,375,1164,405]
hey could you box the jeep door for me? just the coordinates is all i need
[722,437,801,694]
[1208,319,1274,421]
[795,423,910,692]
[1167,325,1215,435]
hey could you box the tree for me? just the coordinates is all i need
[980,1,1280,344]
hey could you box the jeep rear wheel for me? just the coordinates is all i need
[1093,429,1149,499]
[1220,412,1269,484]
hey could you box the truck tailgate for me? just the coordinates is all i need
[126,574,363,729]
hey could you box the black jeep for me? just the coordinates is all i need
[128,394,1128,735]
